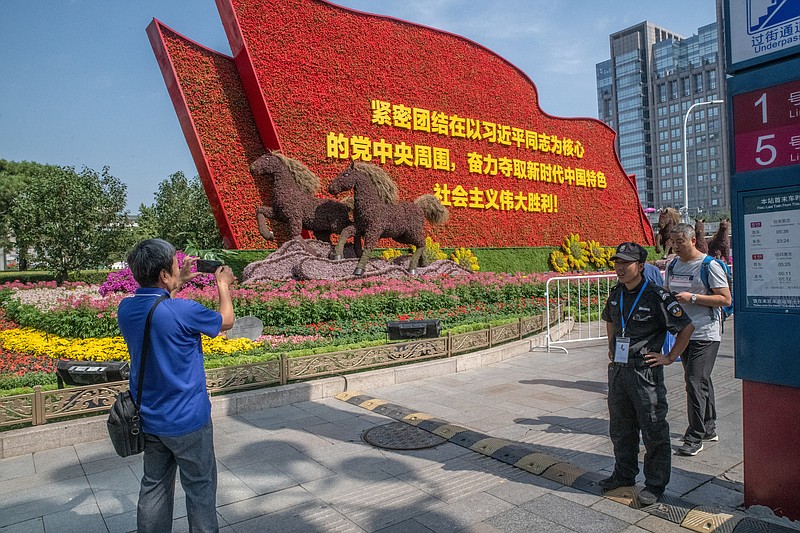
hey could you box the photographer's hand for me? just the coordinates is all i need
[215,265,235,331]
[171,256,202,297]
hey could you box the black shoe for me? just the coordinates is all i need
[599,475,635,491]
[676,441,704,456]
[703,432,719,442]
[639,488,661,506]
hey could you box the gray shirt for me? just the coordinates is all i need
[666,256,728,341]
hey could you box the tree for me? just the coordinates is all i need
[137,171,222,250]
[0,160,53,269]
[10,164,128,283]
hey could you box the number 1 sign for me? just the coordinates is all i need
[733,79,800,172]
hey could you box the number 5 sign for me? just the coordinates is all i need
[733,79,800,172]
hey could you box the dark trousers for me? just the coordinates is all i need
[680,340,719,443]
[607,362,671,494]
[138,420,219,533]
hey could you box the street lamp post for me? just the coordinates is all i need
[682,99,724,223]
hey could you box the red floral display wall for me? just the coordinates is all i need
[150,0,654,249]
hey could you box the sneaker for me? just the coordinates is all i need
[677,441,704,456]
[703,432,719,442]
[639,488,661,506]
[599,475,635,491]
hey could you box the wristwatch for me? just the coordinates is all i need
[691,294,697,304]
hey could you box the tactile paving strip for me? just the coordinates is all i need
[336,391,778,532]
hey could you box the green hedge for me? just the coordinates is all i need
[0,270,111,284]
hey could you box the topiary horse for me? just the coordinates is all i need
[707,219,731,262]
[328,161,449,276]
[654,207,680,257]
[694,218,709,254]
[250,152,355,258]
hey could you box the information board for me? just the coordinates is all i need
[743,189,800,308]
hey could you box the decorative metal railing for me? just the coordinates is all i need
[0,314,549,429]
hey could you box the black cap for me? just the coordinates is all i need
[611,242,647,263]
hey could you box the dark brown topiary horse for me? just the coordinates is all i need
[707,219,731,262]
[655,207,680,257]
[250,152,355,258]
[694,218,709,254]
[328,161,449,276]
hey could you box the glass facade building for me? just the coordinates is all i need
[596,20,729,217]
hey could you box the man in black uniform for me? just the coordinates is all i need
[600,242,694,506]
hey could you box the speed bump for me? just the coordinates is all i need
[470,437,513,456]
[541,462,586,487]
[641,493,692,524]
[513,452,560,475]
[681,507,739,532]
[402,412,436,425]
[336,391,364,402]
[359,398,388,410]
[431,424,469,439]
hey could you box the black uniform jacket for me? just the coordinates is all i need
[602,278,693,358]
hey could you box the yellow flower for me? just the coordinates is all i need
[562,233,589,270]
[381,248,402,261]
[587,239,608,268]
[550,250,569,273]
[450,247,480,271]
[0,327,258,362]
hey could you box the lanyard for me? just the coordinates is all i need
[620,280,647,337]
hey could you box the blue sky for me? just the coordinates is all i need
[0,1,718,212]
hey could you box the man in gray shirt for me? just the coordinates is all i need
[666,223,732,456]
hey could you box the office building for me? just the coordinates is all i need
[597,20,729,217]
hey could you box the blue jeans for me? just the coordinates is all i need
[138,420,218,533]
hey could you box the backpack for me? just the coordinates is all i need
[668,255,734,323]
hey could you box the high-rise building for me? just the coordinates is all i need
[596,20,729,218]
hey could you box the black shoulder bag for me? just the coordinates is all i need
[107,295,168,457]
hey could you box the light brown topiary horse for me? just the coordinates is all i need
[250,152,355,258]
[328,161,449,276]
[655,207,680,257]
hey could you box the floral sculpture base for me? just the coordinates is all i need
[242,240,471,283]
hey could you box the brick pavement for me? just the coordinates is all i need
[1,319,799,532]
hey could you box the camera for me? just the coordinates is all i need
[195,259,223,273]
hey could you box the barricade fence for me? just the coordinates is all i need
[542,273,617,353]
[0,314,554,429]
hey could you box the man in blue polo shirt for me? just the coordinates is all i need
[118,239,234,533]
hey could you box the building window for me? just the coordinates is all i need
[697,175,705,182]
[712,199,719,206]
[682,76,691,96]
[658,84,667,102]
[694,73,704,93]
[708,70,717,90]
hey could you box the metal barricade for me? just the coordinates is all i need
[541,273,617,353]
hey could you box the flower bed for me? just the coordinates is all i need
[0,272,562,394]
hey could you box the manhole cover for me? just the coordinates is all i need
[362,421,446,450]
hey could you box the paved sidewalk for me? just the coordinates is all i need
[1,321,798,532]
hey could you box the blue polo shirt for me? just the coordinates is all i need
[118,288,222,436]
